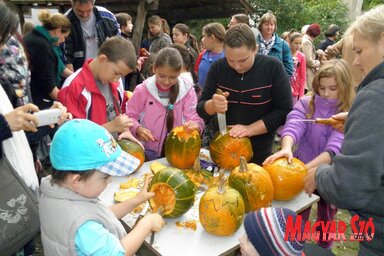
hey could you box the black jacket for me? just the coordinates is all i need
[65,6,119,71]
[197,54,293,164]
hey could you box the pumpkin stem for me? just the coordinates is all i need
[193,158,201,172]
[239,157,248,173]
[217,169,227,194]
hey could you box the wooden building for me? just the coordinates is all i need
[10,0,254,49]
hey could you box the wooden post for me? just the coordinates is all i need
[132,0,147,53]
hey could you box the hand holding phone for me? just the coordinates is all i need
[33,109,63,127]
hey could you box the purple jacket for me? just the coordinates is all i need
[126,75,204,155]
[281,95,344,163]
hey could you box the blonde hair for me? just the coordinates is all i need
[257,12,277,32]
[307,59,355,118]
[346,5,384,42]
[38,10,71,32]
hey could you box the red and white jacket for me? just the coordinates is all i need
[58,59,128,125]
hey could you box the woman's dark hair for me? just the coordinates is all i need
[173,23,200,54]
[154,47,183,140]
[233,14,250,26]
[171,43,198,85]
[50,167,97,185]
[0,2,19,46]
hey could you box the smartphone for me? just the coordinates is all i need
[33,109,62,127]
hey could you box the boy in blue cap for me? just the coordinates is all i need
[39,119,164,255]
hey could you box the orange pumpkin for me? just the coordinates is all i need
[209,131,253,170]
[165,126,201,169]
[118,139,145,171]
[199,176,245,236]
[184,158,213,188]
[229,157,274,212]
[263,157,308,200]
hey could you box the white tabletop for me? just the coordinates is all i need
[99,157,319,256]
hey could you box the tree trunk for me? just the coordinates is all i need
[342,0,363,22]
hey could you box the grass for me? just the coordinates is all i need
[308,205,360,255]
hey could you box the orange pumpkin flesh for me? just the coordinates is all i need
[149,184,176,214]
[118,139,145,171]
[199,177,245,236]
[209,131,253,170]
[165,126,201,169]
[184,158,213,188]
[263,157,308,201]
[229,157,274,212]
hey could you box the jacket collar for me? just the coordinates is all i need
[81,59,120,94]
[358,61,384,92]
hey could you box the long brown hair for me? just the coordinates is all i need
[154,47,183,133]
[307,59,355,118]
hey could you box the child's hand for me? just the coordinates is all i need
[137,126,156,142]
[111,114,132,133]
[141,213,164,232]
[263,148,293,166]
[228,124,253,138]
[212,91,229,114]
[118,130,145,150]
[137,174,155,201]
[183,120,200,133]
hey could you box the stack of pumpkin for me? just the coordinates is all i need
[120,126,308,237]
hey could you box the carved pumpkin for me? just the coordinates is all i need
[118,139,145,171]
[165,126,201,169]
[229,157,274,212]
[184,158,213,188]
[209,131,253,170]
[263,157,308,200]
[149,167,196,218]
[199,176,245,236]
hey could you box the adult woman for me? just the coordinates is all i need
[172,23,199,63]
[24,10,72,110]
[257,12,294,77]
[301,23,322,91]
[0,3,70,255]
[304,5,384,256]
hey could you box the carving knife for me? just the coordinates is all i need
[289,118,342,125]
[216,88,227,135]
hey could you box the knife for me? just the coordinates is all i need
[289,118,342,126]
[216,88,227,135]
[132,201,149,229]
[149,205,165,246]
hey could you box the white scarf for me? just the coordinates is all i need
[0,85,39,190]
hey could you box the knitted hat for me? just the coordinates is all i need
[244,207,304,256]
[307,23,321,37]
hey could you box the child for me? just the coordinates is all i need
[289,31,306,105]
[147,15,172,54]
[263,59,355,249]
[126,47,204,160]
[115,12,133,40]
[58,36,141,146]
[240,207,305,256]
[39,119,164,255]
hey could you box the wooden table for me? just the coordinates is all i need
[99,157,319,256]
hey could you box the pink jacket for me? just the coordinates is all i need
[126,75,204,154]
[291,51,306,97]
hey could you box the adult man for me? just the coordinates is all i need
[197,24,292,165]
[65,0,120,72]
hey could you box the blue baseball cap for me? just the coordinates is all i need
[50,119,140,176]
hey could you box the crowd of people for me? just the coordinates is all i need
[1,0,383,255]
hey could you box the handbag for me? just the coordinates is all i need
[0,156,40,256]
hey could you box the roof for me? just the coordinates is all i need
[10,0,255,22]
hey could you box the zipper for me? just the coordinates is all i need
[241,73,244,80]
